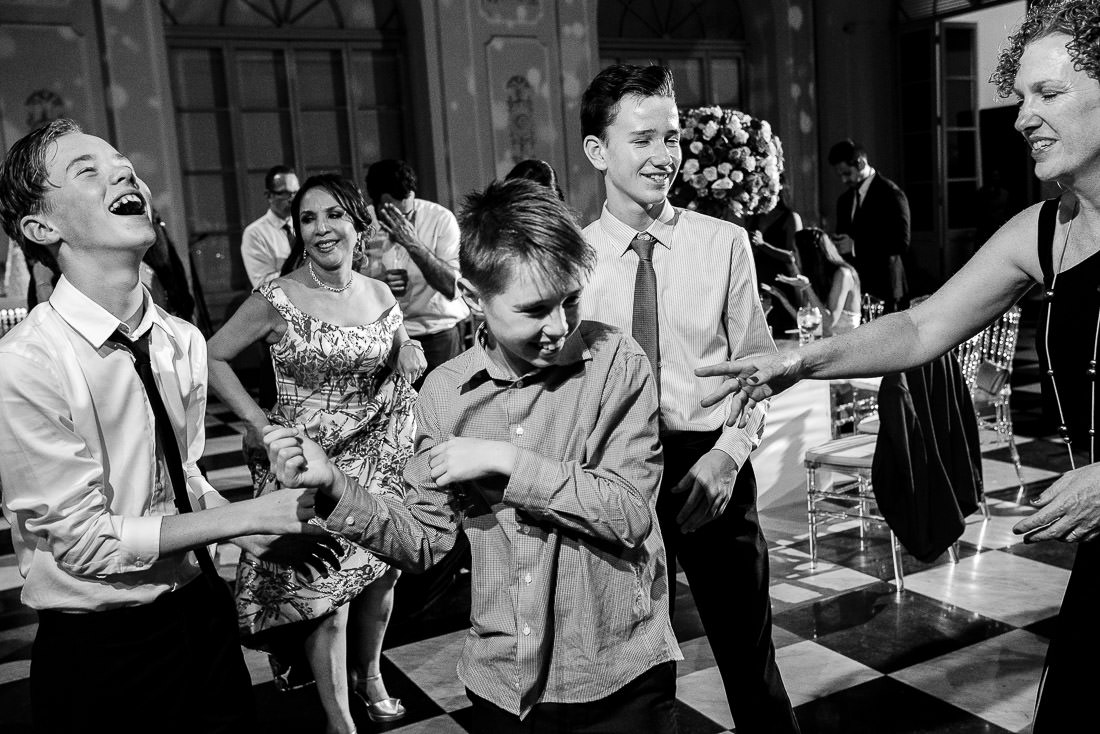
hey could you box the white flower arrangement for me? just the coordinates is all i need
[670,106,785,221]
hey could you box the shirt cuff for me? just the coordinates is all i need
[502,448,555,514]
[120,515,163,567]
[324,477,379,540]
[712,401,768,469]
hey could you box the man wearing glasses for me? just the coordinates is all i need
[241,164,300,288]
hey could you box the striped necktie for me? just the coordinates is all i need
[629,231,661,390]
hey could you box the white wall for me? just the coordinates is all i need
[953,1,1027,109]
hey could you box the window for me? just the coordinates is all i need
[166,38,407,324]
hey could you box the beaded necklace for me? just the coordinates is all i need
[308,260,353,293]
[1041,205,1099,468]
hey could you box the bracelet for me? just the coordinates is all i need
[400,340,424,352]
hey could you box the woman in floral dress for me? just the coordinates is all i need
[208,173,426,733]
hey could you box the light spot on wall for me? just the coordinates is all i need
[108,84,129,110]
[103,0,133,10]
[0,32,15,59]
[491,99,509,130]
[801,157,814,174]
[789,6,804,32]
[800,110,813,134]
[57,27,78,42]
[466,66,477,96]
[562,21,586,39]
[562,72,580,99]
[790,83,801,101]
[147,95,162,111]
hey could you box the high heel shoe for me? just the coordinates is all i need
[355,673,406,723]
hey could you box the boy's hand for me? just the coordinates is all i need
[263,425,336,492]
[672,449,738,533]
[250,487,324,535]
[428,437,516,486]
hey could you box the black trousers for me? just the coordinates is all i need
[658,430,800,734]
[31,574,255,734]
[466,661,678,733]
[1032,540,1100,732]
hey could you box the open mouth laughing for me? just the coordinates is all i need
[108,191,147,216]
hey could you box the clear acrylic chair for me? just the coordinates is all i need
[953,306,1023,493]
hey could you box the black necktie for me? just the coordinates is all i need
[112,329,220,581]
[629,232,661,392]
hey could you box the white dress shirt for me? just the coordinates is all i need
[241,208,294,288]
[0,277,217,611]
[580,201,776,467]
[366,198,469,337]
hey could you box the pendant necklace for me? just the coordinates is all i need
[308,260,353,293]
[1041,205,1098,468]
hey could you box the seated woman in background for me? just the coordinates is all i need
[783,227,862,336]
[747,188,803,337]
[207,173,425,733]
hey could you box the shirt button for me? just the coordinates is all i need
[524,573,532,584]
[515,379,524,389]
[345,516,356,526]
[522,624,531,636]
[515,426,524,436]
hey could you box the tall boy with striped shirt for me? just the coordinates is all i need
[579,64,800,734]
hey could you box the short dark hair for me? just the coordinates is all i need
[364,159,418,204]
[505,158,565,201]
[0,118,82,259]
[264,164,296,192]
[458,178,595,299]
[581,64,676,140]
[827,139,868,168]
[991,0,1100,99]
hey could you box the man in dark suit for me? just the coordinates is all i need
[828,139,911,311]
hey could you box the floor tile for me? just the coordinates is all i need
[676,666,735,730]
[385,629,470,713]
[774,585,1013,673]
[901,551,1069,627]
[775,640,882,707]
[890,629,1048,733]
[794,676,1013,733]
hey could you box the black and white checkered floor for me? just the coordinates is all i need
[0,295,1075,732]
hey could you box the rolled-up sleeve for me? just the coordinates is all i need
[0,353,161,576]
[325,388,463,572]
[503,352,662,549]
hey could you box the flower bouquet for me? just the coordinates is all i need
[669,106,784,222]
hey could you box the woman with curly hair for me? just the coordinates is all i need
[208,173,426,732]
[697,1,1100,728]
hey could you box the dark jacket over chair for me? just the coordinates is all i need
[871,353,982,562]
[836,173,910,309]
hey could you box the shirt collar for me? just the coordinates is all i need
[598,200,677,256]
[263,208,292,230]
[856,168,876,200]
[50,275,166,349]
[458,323,592,387]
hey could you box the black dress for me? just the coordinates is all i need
[1032,198,1100,732]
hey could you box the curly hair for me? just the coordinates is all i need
[991,0,1100,98]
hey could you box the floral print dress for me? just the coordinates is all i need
[235,282,416,647]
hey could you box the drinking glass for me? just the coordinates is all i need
[797,305,822,345]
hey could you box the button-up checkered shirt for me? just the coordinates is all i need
[324,320,681,717]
